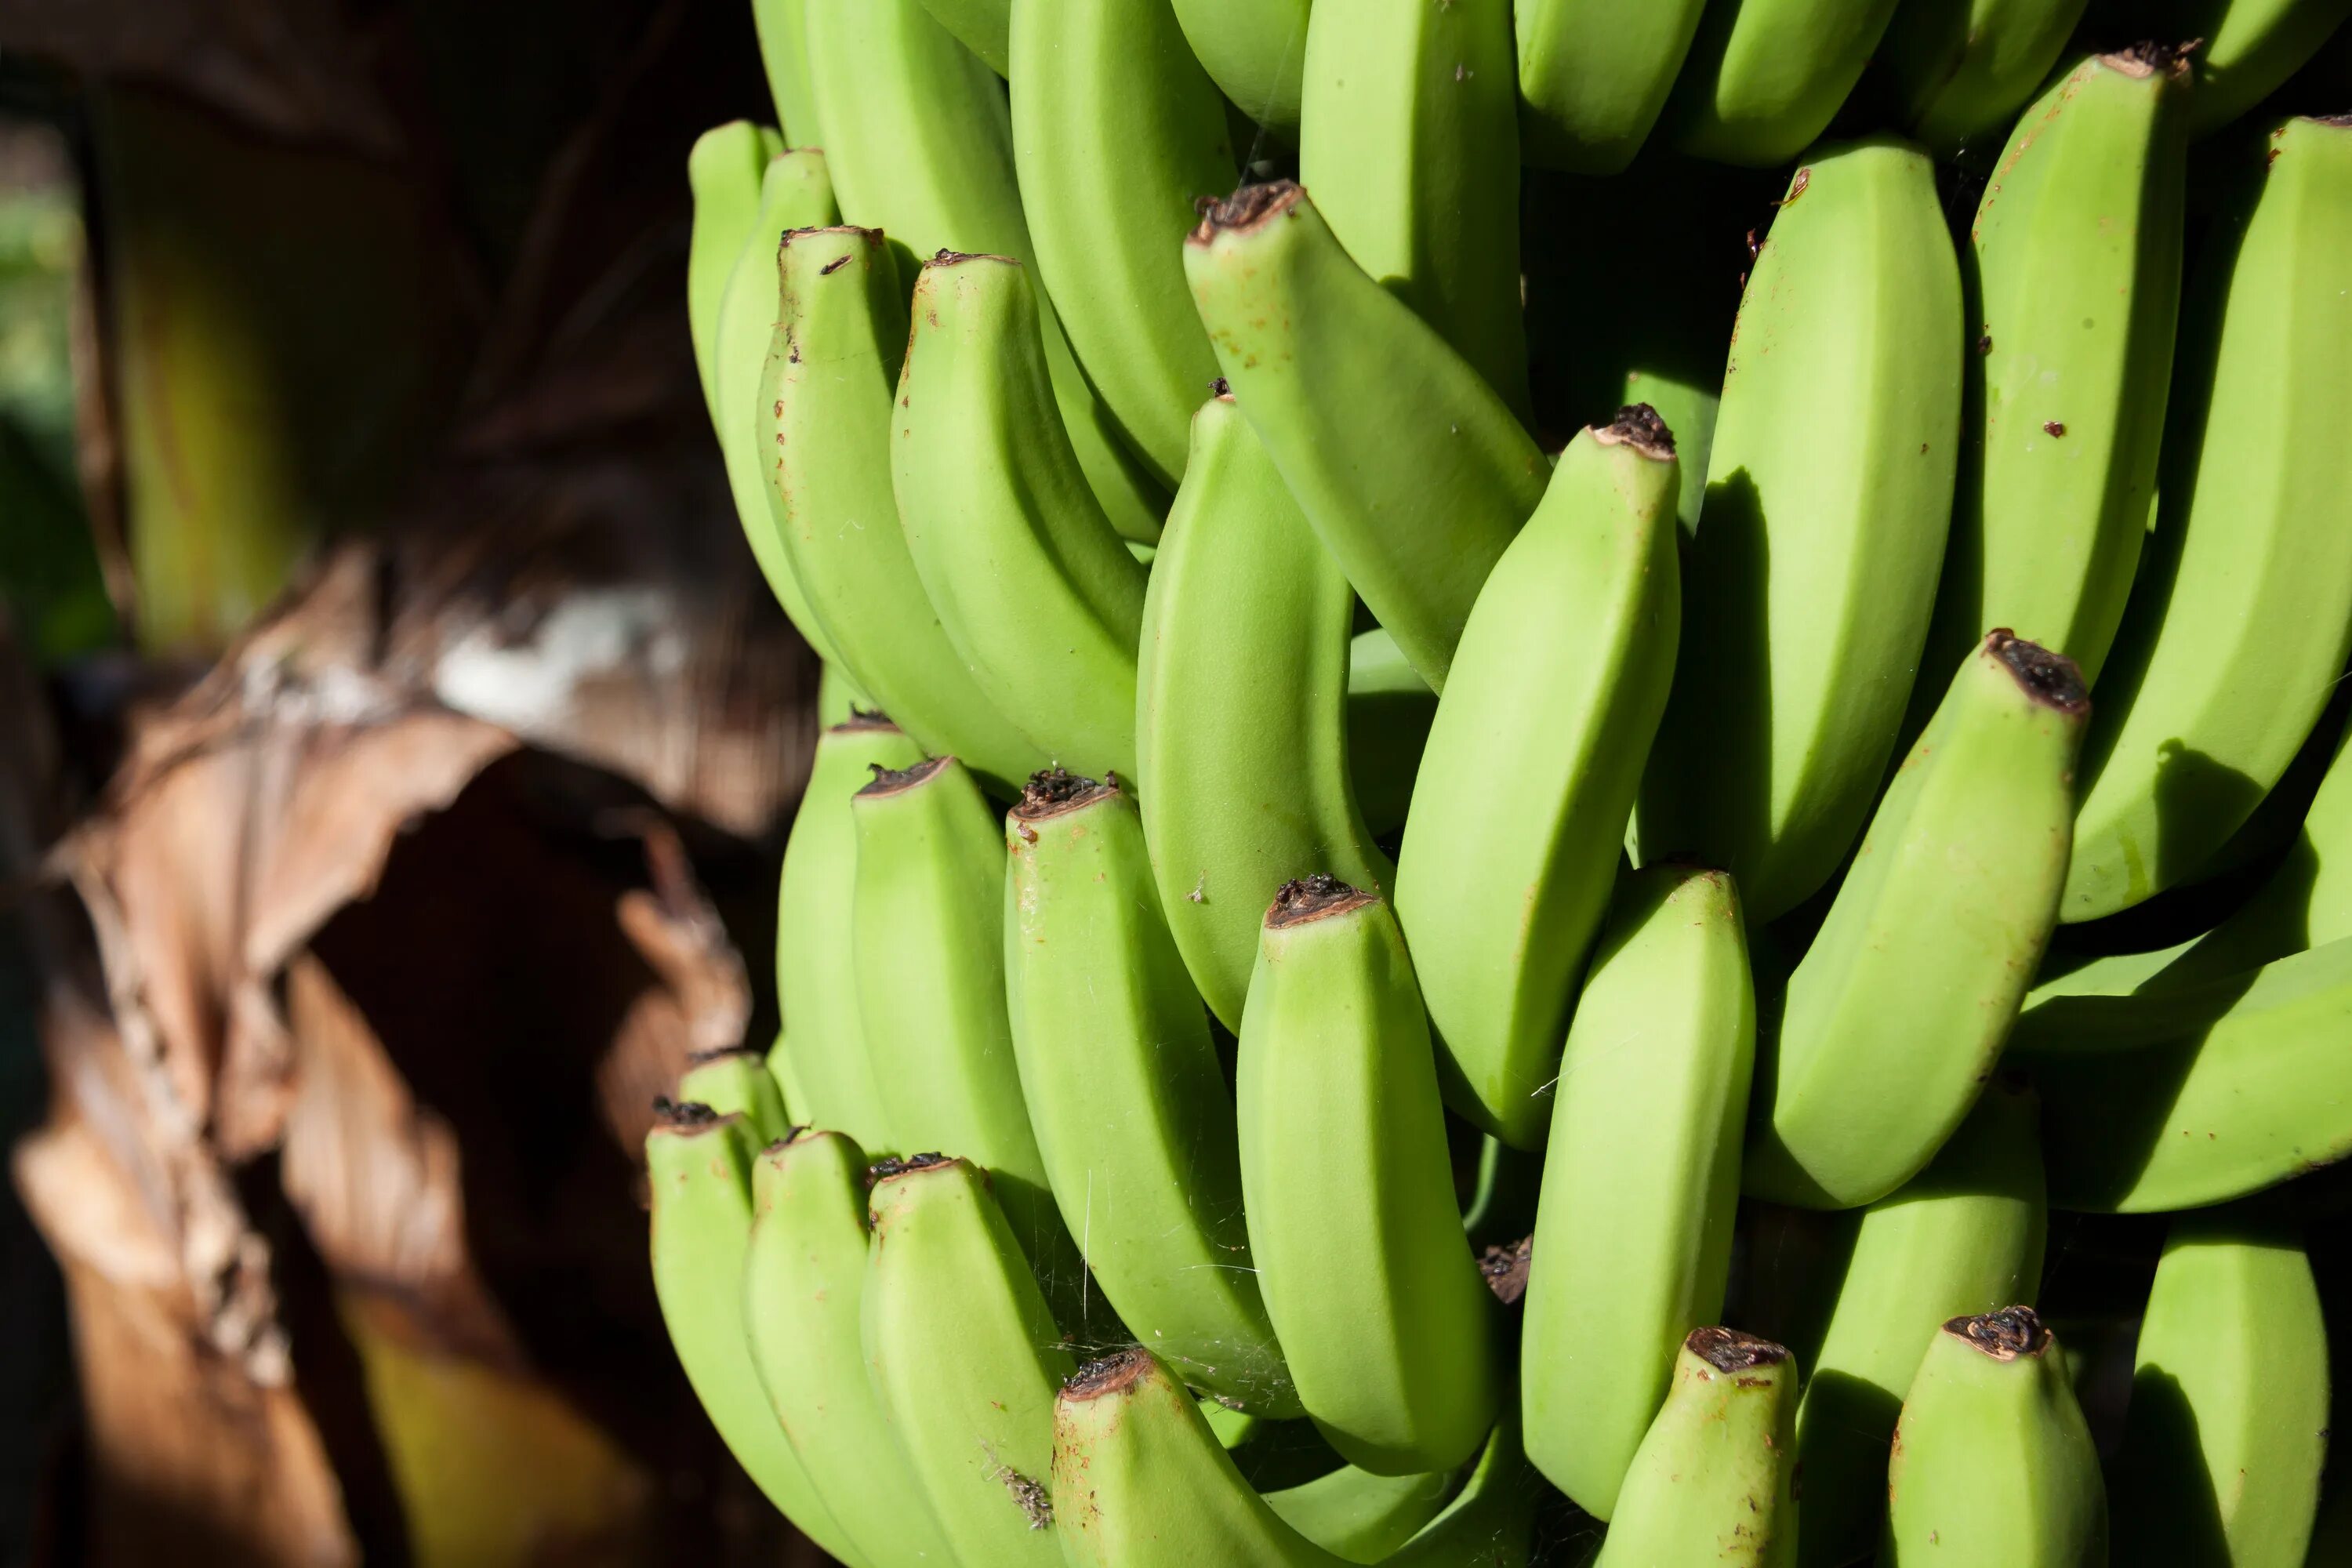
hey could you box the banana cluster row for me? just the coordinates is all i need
[659,0,2352,1562]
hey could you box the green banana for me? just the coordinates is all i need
[864,1153,1073,1566]
[688,122,782,426]
[1522,863,1755,1521]
[1262,1464,1455,1563]
[1011,0,1233,488]
[1635,137,1963,924]
[1793,1081,2049,1568]
[773,713,921,1152]
[712,147,841,661]
[1001,768,1298,1415]
[1882,1307,2107,1566]
[1298,0,1530,417]
[815,662,869,728]
[2086,0,2352,135]
[2060,115,2352,922]
[1384,1404,1543,1567]
[1345,628,1437,841]
[1591,1329,1799,1568]
[674,1049,791,1142]
[750,0,820,143]
[742,1131,958,1566]
[1744,633,2088,1209]
[761,1029,800,1127]
[765,225,1044,793]
[1236,876,1498,1475]
[799,0,1170,542]
[2010,932,2352,1211]
[1185,182,1550,691]
[1662,0,1907,166]
[850,755,1070,1276]
[1875,0,2099,156]
[893,252,1149,781]
[914,0,1012,74]
[1134,390,1390,1031]
[2113,1207,2329,1568]
[1169,0,1314,134]
[1392,408,1681,1149]
[1513,0,1710,173]
[1916,45,2189,701]
[644,1105,865,1565]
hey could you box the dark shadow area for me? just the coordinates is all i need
[2111,1368,2231,1563]
[1794,1368,1904,1568]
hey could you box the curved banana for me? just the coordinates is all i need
[1345,627,1436,841]
[1384,1404,1543,1567]
[1592,1329,1799,1567]
[2122,0,2352,134]
[1135,391,1390,1031]
[773,713,921,1152]
[914,0,1011,74]
[742,1131,957,1565]
[798,0,1170,542]
[1514,0,1710,173]
[1236,876,1498,1475]
[2060,115,2352,923]
[1169,0,1314,134]
[1916,45,2189,704]
[750,0,820,143]
[1522,864,1755,1520]
[2010,932,2352,1211]
[1635,137,1962,924]
[1393,408,1681,1149]
[1875,0,2099,155]
[1298,0,1530,416]
[1744,633,2087,1210]
[815,662,869,728]
[1661,0,1907,166]
[644,1106,865,1565]
[766,225,1044,793]
[1793,1080,2049,1568]
[1011,0,1233,488]
[2112,1207,2328,1567]
[1262,1465,1454,1563]
[688,122,782,425]
[1002,768,1298,1414]
[675,1049,791,1142]
[863,1153,1073,1566]
[893,253,1149,781]
[1185,183,1549,691]
[1882,1307,2107,1566]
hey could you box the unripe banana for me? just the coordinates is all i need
[1745,633,2087,1210]
[1262,1464,1454,1563]
[644,1105,864,1565]
[1875,0,2099,155]
[1916,45,2189,701]
[675,1049,791,1143]
[1394,409,1681,1149]
[774,713,921,1152]
[1513,0,1710,173]
[2060,114,2352,923]
[1522,864,1755,1520]
[2087,0,2352,135]
[1793,1081,2049,1568]
[765,226,1044,793]
[750,0,820,143]
[2113,1207,2329,1568]
[893,253,1148,781]
[742,1131,957,1565]
[1591,1329,1799,1568]
[1011,0,1234,488]
[1882,1307,2107,1566]
[1236,876,1498,1474]
[1134,391,1389,1031]
[1002,768,1298,1415]
[1345,627,1437,840]
[1169,0,1314,134]
[1662,0,1907,166]
[1384,1404,1544,1566]
[687,122,782,425]
[2010,932,2352,1211]
[1298,0,1530,418]
[815,662,869,728]
[914,0,1011,74]
[864,1153,1073,1566]
[1635,137,1962,924]
[1185,182,1549,691]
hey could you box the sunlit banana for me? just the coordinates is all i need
[893,253,1148,781]
[1522,864,1755,1520]
[1001,768,1297,1414]
[688,122,782,425]
[1744,633,2087,1209]
[2088,0,2352,134]
[765,225,1044,793]
[1185,182,1549,691]
[1591,1329,1799,1567]
[1662,0,1907,166]
[1298,0,1530,416]
[914,0,1011,74]
[1262,1463,1455,1563]
[864,1153,1073,1566]
[675,1049,791,1143]
[2112,1206,2329,1568]
[742,1131,957,1565]
[1135,390,1390,1030]
[2060,115,2352,922]
[1882,1307,2107,1566]
[1169,0,1314,134]
[750,0,820,143]
[644,1105,865,1565]
[1394,409,1681,1149]
[1344,627,1436,841]
[1635,137,1962,923]
[1875,0,2099,155]
[1794,1080,2049,1568]
[1011,0,1234,488]
[1514,0,1710,173]
[1236,876,1498,1474]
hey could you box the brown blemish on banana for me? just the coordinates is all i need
[651,1097,722,1128]
[1190,180,1305,245]
[1265,873,1378,928]
[1595,402,1675,461]
[1984,630,2089,715]
[1013,768,1117,822]
[2044,420,2067,437]
[2105,40,2198,80]
[858,755,953,797]
[831,709,902,736]
[1686,1327,1789,1374]
[1480,1236,1534,1304]
[1063,1347,1154,1401]
[1944,1305,2051,1359]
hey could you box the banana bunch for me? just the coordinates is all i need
[657,0,2352,1561]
